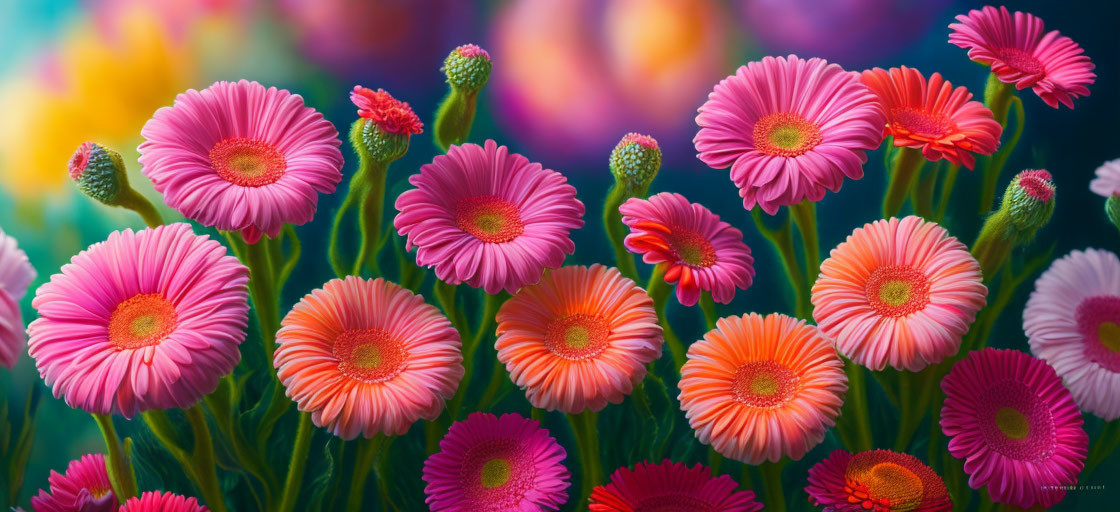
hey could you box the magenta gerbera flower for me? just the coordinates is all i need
[620,192,754,306]
[949,5,1096,109]
[805,449,951,512]
[118,491,208,512]
[589,459,763,512]
[940,348,1088,508]
[395,139,585,294]
[30,453,117,512]
[1025,249,1120,420]
[694,55,885,214]
[27,223,249,418]
[423,412,570,512]
[139,80,344,244]
[0,227,34,369]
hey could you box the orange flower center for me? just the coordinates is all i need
[890,108,953,140]
[480,458,513,488]
[210,137,286,187]
[732,361,798,408]
[996,47,1044,75]
[669,228,716,268]
[455,195,524,243]
[995,407,1030,440]
[865,266,931,318]
[844,456,925,512]
[334,328,407,383]
[89,485,113,499]
[544,314,609,361]
[753,112,822,157]
[108,293,178,349]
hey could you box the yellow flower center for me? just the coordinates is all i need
[995,407,1030,440]
[108,293,178,349]
[1098,321,1120,354]
[480,458,512,489]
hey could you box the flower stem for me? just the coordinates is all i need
[647,264,686,370]
[978,75,1023,215]
[758,460,786,511]
[789,200,819,317]
[934,164,960,222]
[244,239,279,357]
[567,411,603,509]
[92,413,138,501]
[277,412,314,512]
[971,209,1014,282]
[116,187,164,228]
[603,184,640,282]
[751,209,807,318]
[447,292,505,419]
[840,360,874,452]
[352,160,389,276]
[882,146,925,218]
[184,404,229,512]
[1086,420,1120,478]
[698,293,719,331]
[434,89,479,151]
[347,435,386,512]
[329,177,363,278]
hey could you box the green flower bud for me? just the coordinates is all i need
[442,44,492,93]
[1106,194,1120,231]
[68,142,127,204]
[353,119,411,164]
[1002,169,1055,243]
[609,133,661,193]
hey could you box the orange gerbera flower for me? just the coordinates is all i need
[495,265,663,414]
[860,66,1002,169]
[678,313,847,464]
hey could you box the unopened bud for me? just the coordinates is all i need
[1002,169,1055,243]
[609,133,661,193]
[69,142,127,204]
[443,44,492,93]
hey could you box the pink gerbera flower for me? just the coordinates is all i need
[620,192,754,306]
[0,227,34,369]
[805,449,952,512]
[27,223,249,418]
[118,491,209,512]
[496,265,662,413]
[812,216,987,372]
[139,80,344,244]
[589,459,763,512]
[30,453,117,512]
[694,55,885,214]
[940,348,1088,509]
[274,276,463,439]
[1090,158,1120,198]
[1025,249,1120,420]
[395,140,585,294]
[949,5,1096,109]
[350,86,424,135]
[423,412,570,512]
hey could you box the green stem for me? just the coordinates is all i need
[93,413,138,500]
[1085,420,1120,477]
[912,163,937,220]
[116,187,164,227]
[971,210,1013,282]
[759,460,786,511]
[347,435,386,512]
[434,89,479,151]
[448,292,504,419]
[978,75,1022,215]
[892,369,935,453]
[882,146,925,218]
[698,293,719,331]
[648,264,686,370]
[841,361,874,452]
[751,209,807,318]
[329,178,363,278]
[204,385,277,500]
[934,164,960,222]
[789,200,819,317]
[478,355,511,411]
[244,238,279,357]
[568,411,603,509]
[352,161,389,276]
[277,412,314,512]
[184,405,229,512]
[603,184,641,281]
[277,225,301,289]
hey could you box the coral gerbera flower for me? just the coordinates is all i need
[139,80,344,244]
[949,5,1095,109]
[620,192,755,306]
[495,265,662,413]
[27,223,249,418]
[423,412,570,512]
[0,227,35,369]
[118,491,208,512]
[589,459,763,512]
[350,86,424,135]
[274,276,463,439]
[1025,249,1120,420]
[860,67,1002,169]
[812,216,987,372]
[1090,158,1120,198]
[805,449,952,512]
[940,348,1088,509]
[678,312,847,464]
[395,139,585,294]
[30,453,117,512]
[694,55,885,214]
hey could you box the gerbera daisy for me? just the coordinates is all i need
[0,227,34,369]
[589,459,763,512]
[620,192,755,306]
[940,348,1088,509]
[423,412,570,512]
[805,449,952,512]
[949,5,1095,109]
[1090,158,1120,198]
[678,312,847,464]
[860,67,1002,169]
[812,216,987,372]
[27,223,249,418]
[395,139,585,294]
[273,276,463,439]
[30,453,117,512]
[118,491,209,512]
[694,55,885,214]
[495,265,662,413]
[350,86,424,135]
[139,80,344,244]
[1025,249,1120,420]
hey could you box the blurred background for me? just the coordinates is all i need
[1,0,1116,508]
